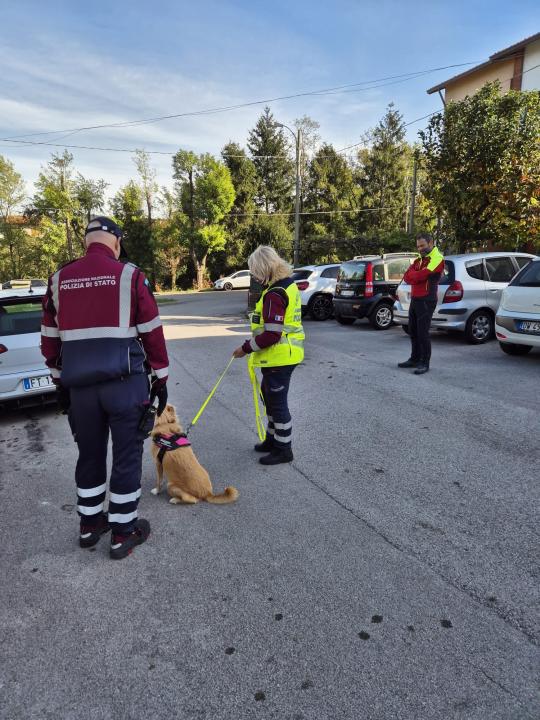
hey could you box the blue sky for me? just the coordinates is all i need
[0,0,538,201]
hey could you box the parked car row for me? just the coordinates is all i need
[287,251,539,356]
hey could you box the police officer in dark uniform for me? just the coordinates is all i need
[41,217,169,559]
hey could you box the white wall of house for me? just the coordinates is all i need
[522,39,540,90]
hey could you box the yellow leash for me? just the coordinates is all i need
[247,354,267,441]
[185,354,267,440]
[186,357,235,435]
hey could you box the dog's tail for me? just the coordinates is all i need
[206,486,239,504]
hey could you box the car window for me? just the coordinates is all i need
[511,261,540,287]
[439,260,455,286]
[0,300,42,336]
[485,257,517,283]
[386,259,412,280]
[291,270,312,281]
[236,271,250,277]
[372,264,384,281]
[465,260,485,280]
[339,262,365,281]
[515,256,532,269]
[320,266,339,279]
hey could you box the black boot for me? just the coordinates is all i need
[79,512,110,548]
[398,358,418,368]
[414,363,429,375]
[110,519,151,560]
[259,447,294,465]
[254,437,275,453]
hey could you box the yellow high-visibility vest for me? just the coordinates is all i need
[249,281,305,367]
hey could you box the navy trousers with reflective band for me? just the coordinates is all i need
[409,299,437,364]
[69,374,149,535]
[261,366,295,449]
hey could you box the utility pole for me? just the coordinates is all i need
[277,122,302,266]
[408,151,418,237]
[293,127,302,267]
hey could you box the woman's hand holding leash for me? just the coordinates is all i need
[232,347,246,359]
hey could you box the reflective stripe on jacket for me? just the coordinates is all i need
[249,279,304,367]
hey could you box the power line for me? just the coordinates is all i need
[0,110,430,158]
[0,62,479,142]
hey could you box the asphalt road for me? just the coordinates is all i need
[1,290,539,720]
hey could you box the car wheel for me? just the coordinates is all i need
[369,303,394,330]
[465,310,494,344]
[499,342,532,356]
[401,325,409,335]
[223,282,233,291]
[309,294,334,321]
[336,315,355,326]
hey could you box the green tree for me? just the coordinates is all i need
[221,142,258,270]
[0,155,26,277]
[172,150,235,289]
[110,180,153,276]
[154,188,189,291]
[29,151,82,260]
[133,150,159,284]
[356,104,409,241]
[420,82,540,251]
[74,175,108,223]
[247,107,295,213]
[302,143,360,262]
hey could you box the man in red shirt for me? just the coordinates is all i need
[41,217,169,559]
[398,233,444,375]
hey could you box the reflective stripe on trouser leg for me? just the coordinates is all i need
[101,374,148,535]
[261,376,275,439]
[70,385,109,526]
[261,366,295,449]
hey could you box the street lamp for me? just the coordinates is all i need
[276,122,302,267]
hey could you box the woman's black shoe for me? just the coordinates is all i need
[259,448,294,465]
[254,437,275,453]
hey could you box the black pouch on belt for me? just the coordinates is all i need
[138,401,157,438]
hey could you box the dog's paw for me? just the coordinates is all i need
[150,488,160,495]
[169,497,180,504]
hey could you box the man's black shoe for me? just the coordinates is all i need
[398,359,418,368]
[254,437,275,453]
[259,448,294,465]
[110,519,151,560]
[79,512,110,548]
[414,364,430,375]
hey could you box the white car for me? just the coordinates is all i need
[213,270,251,290]
[0,287,55,404]
[291,263,341,320]
[496,256,540,355]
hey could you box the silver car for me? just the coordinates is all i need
[0,287,55,405]
[393,252,535,343]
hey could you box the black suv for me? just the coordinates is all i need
[333,253,417,329]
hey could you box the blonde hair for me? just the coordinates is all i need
[248,246,292,286]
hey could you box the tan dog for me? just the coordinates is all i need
[150,404,238,505]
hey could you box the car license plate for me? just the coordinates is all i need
[23,375,54,391]
[518,320,540,334]
[340,290,354,297]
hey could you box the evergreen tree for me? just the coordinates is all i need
[356,104,409,241]
[220,142,258,270]
[302,143,360,262]
[247,107,295,213]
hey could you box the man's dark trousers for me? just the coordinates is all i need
[69,374,149,535]
[408,298,437,366]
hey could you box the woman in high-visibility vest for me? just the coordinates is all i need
[233,246,305,465]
